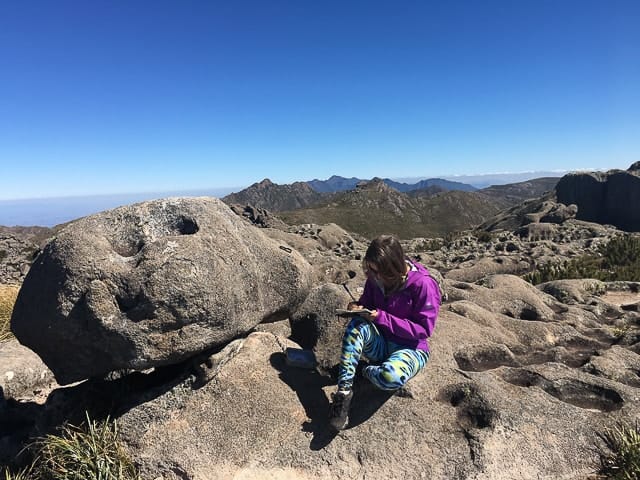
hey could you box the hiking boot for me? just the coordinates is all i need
[329,389,353,431]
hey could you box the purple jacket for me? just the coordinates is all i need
[358,260,440,352]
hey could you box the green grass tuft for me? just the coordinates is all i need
[2,467,33,480]
[2,413,139,480]
[599,421,640,479]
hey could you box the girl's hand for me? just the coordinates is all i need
[346,303,377,320]
[360,309,378,320]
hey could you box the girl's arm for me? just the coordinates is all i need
[372,276,439,340]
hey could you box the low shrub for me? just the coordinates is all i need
[2,465,34,480]
[475,231,492,243]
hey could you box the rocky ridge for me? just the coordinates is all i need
[223,178,326,212]
[479,176,560,208]
[224,175,563,240]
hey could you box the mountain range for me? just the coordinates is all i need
[306,175,477,193]
[222,175,560,239]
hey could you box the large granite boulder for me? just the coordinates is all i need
[556,165,640,232]
[10,197,313,384]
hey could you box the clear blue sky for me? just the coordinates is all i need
[1,0,638,200]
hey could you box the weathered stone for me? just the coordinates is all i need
[262,226,367,287]
[516,222,558,241]
[11,197,313,384]
[0,339,57,400]
[556,166,640,232]
[290,283,351,371]
[538,279,607,304]
[539,203,577,224]
[5,182,640,480]
[226,203,288,229]
[445,258,530,283]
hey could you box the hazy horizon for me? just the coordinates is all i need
[0,169,573,227]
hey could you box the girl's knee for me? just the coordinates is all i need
[363,364,408,391]
[344,317,375,344]
[346,316,370,332]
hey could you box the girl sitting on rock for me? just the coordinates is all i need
[329,234,441,431]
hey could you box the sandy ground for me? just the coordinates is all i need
[600,291,640,307]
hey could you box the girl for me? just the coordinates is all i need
[329,235,441,431]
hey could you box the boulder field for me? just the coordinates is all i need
[2,195,640,479]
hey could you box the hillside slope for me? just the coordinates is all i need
[223,179,327,212]
[278,179,502,239]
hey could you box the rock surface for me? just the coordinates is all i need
[8,270,632,480]
[556,165,640,232]
[289,283,351,371]
[412,219,620,283]
[0,235,39,284]
[226,203,288,229]
[10,197,313,384]
[0,340,57,401]
[2,221,639,479]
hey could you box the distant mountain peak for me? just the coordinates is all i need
[256,178,274,187]
[355,177,397,194]
[222,178,324,212]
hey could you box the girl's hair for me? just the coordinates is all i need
[363,235,407,287]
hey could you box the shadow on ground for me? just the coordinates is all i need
[270,352,395,450]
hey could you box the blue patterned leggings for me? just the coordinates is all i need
[338,316,430,391]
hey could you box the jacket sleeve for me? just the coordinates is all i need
[372,275,439,341]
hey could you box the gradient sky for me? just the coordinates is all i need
[1,0,638,200]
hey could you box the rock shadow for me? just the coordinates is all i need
[439,383,497,431]
[500,368,624,412]
[0,361,193,468]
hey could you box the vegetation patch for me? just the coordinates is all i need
[525,235,640,285]
[598,421,640,479]
[2,414,140,480]
[0,285,19,342]
[475,230,493,243]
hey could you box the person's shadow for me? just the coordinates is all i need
[270,352,395,450]
[270,352,339,449]
[347,379,395,428]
